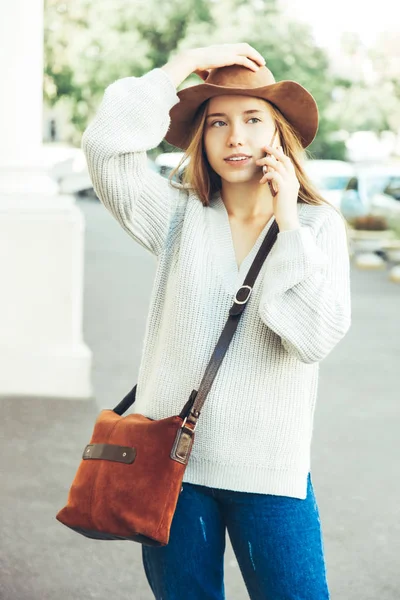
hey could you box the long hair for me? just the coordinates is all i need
[169,98,340,215]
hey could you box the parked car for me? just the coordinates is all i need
[154,152,188,182]
[302,159,355,209]
[369,171,400,218]
[54,149,158,198]
[340,164,400,220]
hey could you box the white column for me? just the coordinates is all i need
[0,0,43,164]
[0,0,92,398]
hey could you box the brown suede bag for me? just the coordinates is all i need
[56,220,278,546]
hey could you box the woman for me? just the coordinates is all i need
[82,43,351,600]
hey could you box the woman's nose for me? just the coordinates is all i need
[226,130,245,147]
[225,122,246,147]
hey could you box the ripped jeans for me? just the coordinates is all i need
[141,473,330,599]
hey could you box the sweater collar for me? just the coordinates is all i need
[206,191,275,294]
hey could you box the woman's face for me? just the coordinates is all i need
[203,95,278,185]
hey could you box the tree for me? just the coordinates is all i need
[44,0,150,143]
[324,32,400,140]
[369,31,400,132]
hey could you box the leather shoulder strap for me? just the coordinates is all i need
[188,219,279,417]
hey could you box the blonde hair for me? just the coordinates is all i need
[169,97,341,217]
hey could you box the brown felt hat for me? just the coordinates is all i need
[165,64,319,150]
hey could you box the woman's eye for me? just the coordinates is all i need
[210,117,261,127]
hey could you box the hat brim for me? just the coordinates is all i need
[165,80,319,150]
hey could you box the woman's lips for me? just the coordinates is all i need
[223,157,252,167]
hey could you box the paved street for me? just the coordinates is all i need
[1,196,399,600]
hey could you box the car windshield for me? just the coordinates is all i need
[345,173,400,198]
[383,177,400,200]
[312,176,352,191]
[364,175,392,197]
[159,166,185,183]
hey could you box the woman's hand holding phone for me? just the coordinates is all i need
[256,145,301,231]
[262,152,278,197]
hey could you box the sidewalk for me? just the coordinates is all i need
[1,197,399,600]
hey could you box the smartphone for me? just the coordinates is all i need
[263,129,279,196]
[263,154,278,197]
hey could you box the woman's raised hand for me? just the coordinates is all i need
[161,43,265,88]
[191,43,266,80]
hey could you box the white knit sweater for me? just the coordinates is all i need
[82,68,351,500]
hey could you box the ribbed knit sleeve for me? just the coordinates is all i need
[81,68,186,256]
[258,208,351,364]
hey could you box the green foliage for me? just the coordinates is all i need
[44,0,150,142]
[323,32,400,137]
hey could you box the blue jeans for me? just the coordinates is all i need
[142,473,330,599]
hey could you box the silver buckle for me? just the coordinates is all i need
[234,285,252,305]
[181,416,198,431]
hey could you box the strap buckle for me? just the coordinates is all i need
[234,285,253,305]
[181,416,198,431]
